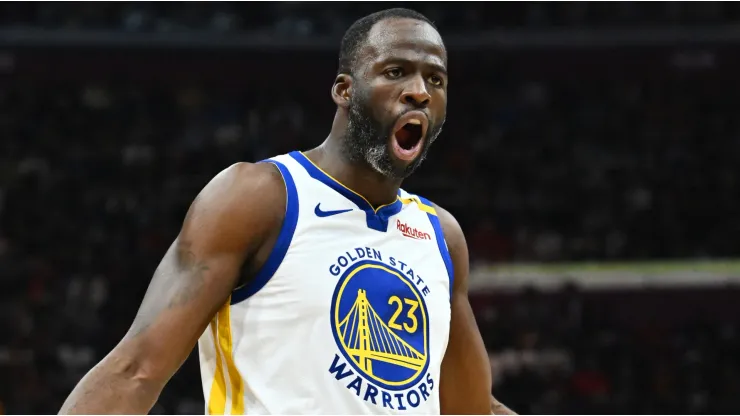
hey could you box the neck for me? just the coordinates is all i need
[303,111,402,208]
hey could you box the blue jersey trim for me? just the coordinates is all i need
[231,159,299,305]
[416,195,454,299]
[289,151,402,232]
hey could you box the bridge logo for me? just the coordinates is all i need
[330,260,430,391]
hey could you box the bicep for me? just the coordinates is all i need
[436,206,493,414]
[114,163,283,384]
[440,291,493,414]
[120,235,243,382]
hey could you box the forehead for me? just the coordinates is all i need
[362,18,446,68]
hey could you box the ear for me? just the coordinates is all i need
[331,73,352,108]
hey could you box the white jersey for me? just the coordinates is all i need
[198,151,454,415]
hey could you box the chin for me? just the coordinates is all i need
[386,150,427,179]
[363,139,429,180]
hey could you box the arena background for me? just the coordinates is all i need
[1,2,740,414]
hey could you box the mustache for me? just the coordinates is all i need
[394,109,431,123]
[349,98,444,144]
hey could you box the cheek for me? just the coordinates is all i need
[371,103,396,128]
[433,90,447,108]
[432,98,447,124]
[368,84,398,112]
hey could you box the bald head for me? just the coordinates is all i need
[337,8,444,77]
[358,18,447,78]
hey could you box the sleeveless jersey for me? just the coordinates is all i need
[197,151,454,415]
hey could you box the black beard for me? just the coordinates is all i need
[343,92,444,180]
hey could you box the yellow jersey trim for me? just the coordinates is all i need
[299,152,400,213]
[399,196,437,215]
[208,298,246,414]
[207,318,227,414]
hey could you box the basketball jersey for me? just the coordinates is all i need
[197,151,454,415]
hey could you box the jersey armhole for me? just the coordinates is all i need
[231,159,299,305]
[415,195,454,299]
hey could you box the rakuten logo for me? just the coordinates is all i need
[397,219,431,240]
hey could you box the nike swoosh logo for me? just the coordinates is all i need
[314,203,353,218]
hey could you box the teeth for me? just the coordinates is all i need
[407,119,422,125]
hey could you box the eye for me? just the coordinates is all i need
[428,74,444,87]
[385,68,403,79]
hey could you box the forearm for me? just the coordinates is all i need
[491,395,516,415]
[59,353,163,415]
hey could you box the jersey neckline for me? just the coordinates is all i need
[289,151,404,232]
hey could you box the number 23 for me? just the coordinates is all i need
[388,296,419,333]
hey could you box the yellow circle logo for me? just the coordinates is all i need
[330,261,429,390]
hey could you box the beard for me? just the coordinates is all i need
[342,87,445,180]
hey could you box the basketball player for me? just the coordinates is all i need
[60,8,514,415]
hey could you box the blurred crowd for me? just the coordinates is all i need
[1,73,738,413]
[2,2,740,35]
[477,287,740,414]
[1,2,740,414]
[4,75,737,267]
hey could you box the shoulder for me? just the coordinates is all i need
[188,161,285,222]
[430,202,469,293]
[197,161,285,203]
[180,161,287,253]
[430,203,466,255]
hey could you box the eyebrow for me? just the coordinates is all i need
[380,57,448,76]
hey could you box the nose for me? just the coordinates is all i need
[400,75,431,108]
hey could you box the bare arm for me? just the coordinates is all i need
[59,162,286,414]
[436,206,516,415]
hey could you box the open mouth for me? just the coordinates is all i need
[395,121,423,151]
[391,112,428,161]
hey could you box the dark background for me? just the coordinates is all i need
[1,2,739,414]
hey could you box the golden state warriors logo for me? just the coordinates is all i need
[330,259,430,391]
